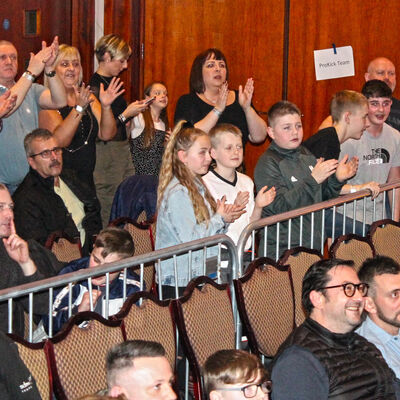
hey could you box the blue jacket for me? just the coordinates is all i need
[42,257,142,334]
[155,177,227,286]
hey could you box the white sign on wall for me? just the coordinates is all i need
[314,45,355,81]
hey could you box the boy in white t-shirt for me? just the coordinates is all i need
[203,123,275,253]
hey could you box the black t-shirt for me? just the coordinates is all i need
[174,91,250,145]
[387,96,400,133]
[303,126,341,160]
[89,72,128,141]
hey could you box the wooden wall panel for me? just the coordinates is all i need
[144,0,285,177]
[104,0,144,101]
[288,1,400,139]
[71,0,95,84]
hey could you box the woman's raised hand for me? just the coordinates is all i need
[74,83,93,109]
[238,78,254,112]
[215,81,229,113]
[100,77,125,108]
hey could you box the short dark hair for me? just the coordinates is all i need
[361,79,392,99]
[358,256,400,297]
[106,340,166,387]
[189,48,229,93]
[302,258,355,313]
[267,101,301,127]
[24,128,54,157]
[94,227,134,259]
[203,349,267,395]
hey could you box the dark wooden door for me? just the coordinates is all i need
[0,0,72,82]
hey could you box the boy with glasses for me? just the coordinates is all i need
[203,349,271,400]
[271,258,399,399]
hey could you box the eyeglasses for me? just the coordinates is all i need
[30,147,63,159]
[216,379,272,398]
[321,282,369,297]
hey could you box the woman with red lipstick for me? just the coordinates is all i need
[39,44,123,192]
[129,82,170,176]
[174,48,267,149]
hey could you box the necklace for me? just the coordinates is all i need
[98,73,111,87]
[62,106,94,153]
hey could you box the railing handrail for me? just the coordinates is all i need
[0,234,237,302]
[236,180,400,271]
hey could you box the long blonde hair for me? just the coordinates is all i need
[157,121,216,224]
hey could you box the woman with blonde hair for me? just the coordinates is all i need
[39,44,123,191]
[155,121,245,297]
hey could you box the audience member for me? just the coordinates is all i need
[90,34,139,226]
[271,258,398,399]
[339,80,400,223]
[254,101,357,259]
[357,256,400,379]
[0,331,41,399]
[156,121,244,296]
[39,44,122,191]
[42,227,141,335]
[13,128,101,255]
[174,48,267,148]
[130,82,170,176]
[203,349,272,400]
[203,123,275,254]
[0,37,67,194]
[0,184,63,336]
[106,340,176,400]
[365,57,400,131]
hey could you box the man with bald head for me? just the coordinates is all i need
[365,57,400,132]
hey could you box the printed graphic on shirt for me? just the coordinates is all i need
[362,148,390,165]
[20,374,34,393]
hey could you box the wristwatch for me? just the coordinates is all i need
[118,113,127,124]
[44,70,56,77]
[22,70,36,82]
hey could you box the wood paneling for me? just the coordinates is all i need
[71,0,95,84]
[144,0,285,177]
[288,1,400,139]
[104,0,144,101]
[0,0,72,82]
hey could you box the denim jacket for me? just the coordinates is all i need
[155,177,227,286]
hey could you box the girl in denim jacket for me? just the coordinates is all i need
[155,121,245,296]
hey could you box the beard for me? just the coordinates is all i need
[376,305,400,329]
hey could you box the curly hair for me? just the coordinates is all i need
[157,120,216,225]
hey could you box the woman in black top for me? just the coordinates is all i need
[174,48,267,147]
[39,44,122,191]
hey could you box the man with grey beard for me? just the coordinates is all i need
[12,128,102,256]
[357,256,400,379]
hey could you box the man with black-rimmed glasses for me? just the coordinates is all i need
[271,258,399,399]
[12,128,101,255]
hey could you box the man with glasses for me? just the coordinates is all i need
[271,258,399,399]
[204,349,271,400]
[12,128,101,255]
[0,37,66,194]
[357,256,400,379]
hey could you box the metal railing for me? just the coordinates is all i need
[237,181,400,275]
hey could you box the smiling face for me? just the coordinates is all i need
[367,97,392,128]
[178,134,212,176]
[0,43,18,86]
[267,113,303,150]
[202,54,227,90]
[88,246,123,286]
[315,265,365,333]
[56,51,82,88]
[147,83,168,110]
[0,188,13,238]
[366,58,396,92]
[347,104,370,140]
[211,132,243,170]
[110,356,176,400]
